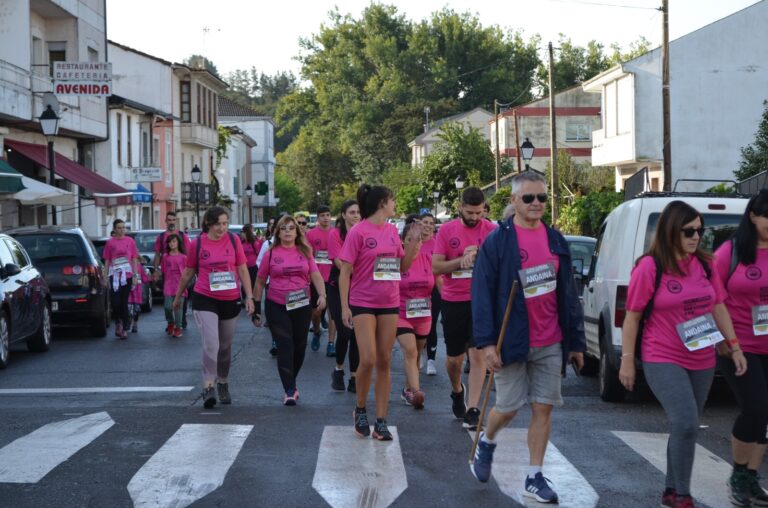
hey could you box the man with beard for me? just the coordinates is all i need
[154,211,192,327]
[432,186,496,430]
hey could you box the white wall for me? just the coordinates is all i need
[109,43,173,114]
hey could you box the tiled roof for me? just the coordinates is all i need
[217,96,262,117]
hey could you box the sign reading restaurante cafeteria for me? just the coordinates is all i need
[53,62,112,96]
[126,167,163,183]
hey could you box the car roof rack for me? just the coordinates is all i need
[624,170,751,200]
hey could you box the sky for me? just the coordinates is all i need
[106,0,762,79]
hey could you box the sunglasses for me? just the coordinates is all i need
[297,221,307,226]
[280,225,297,231]
[681,227,705,238]
[521,193,548,204]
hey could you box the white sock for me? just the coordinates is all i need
[528,466,542,478]
[335,366,343,371]
[481,432,496,445]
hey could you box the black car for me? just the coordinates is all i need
[0,233,52,368]
[9,226,110,338]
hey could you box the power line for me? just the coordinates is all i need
[544,0,658,10]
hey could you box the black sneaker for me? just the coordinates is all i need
[451,383,467,419]
[463,407,480,430]
[269,339,277,357]
[217,382,231,405]
[748,470,768,507]
[353,407,370,437]
[730,468,753,507]
[372,418,393,441]
[347,376,356,393]
[202,386,217,409]
[332,369,345,391]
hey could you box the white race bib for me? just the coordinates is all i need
[209,271,236,291]
[451,268,473,279]
[113,256,130,267]
[314,250,332,265]
[752,305,768,336]
[373,257,401,281]
[675,313,725,351]
[520,262,557,299]
[286,288,310,310]
[405,298,431,318]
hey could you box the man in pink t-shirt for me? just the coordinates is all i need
[432,187,496,430]
[306,206,336,355]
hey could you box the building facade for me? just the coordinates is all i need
[408,107,493,167]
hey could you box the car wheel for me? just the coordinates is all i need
[27,304,51,352]
[0,312,10,369]
[599,346,625,402]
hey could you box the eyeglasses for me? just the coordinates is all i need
[681,227,705,238]
[297,221,308,226]
[280,225,297,231]
[521,193,548,204]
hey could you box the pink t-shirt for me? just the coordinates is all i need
[339,220,404,308]
[186,233,247,300]
[328,228,344,261]
[626,255,726,370]
[103,237,140,276]
[715,240,768,355]
[155,230,191,257]
[421,237,436,256]
[162,253,188,297]
[256,244,319,305]
[516,224,562,348]
[399,250,435,319]
[433,218,496,302]
[242,240,259,268]
[306,226,333,282]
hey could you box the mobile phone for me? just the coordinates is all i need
[570,358,581,377]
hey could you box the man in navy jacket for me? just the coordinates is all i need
[469,171,585,504]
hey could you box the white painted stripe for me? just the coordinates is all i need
[0,412,114,483]
[469,428,599,507]
[0,386,194,395]
[613,431,731,508]
[127,424,252,508]
[313,426,408,508]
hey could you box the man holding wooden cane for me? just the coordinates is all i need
[469,171,586,504]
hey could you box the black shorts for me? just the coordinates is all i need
[310,282,332,310]
[441,300,473,357]
[192,292,241,320]
[396,327,429,340]
[350,305,399,317]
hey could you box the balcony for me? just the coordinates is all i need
[180,123,218,149]
[590,129,636,166]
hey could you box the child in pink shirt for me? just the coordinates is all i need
[162,234,188,337]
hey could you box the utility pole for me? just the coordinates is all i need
[514,110,522,173]
[548,42,558,225]
[494,99,501,192]
[661,0,672,191]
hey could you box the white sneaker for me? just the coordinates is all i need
[427,359,437,376]
[419,355,426,370]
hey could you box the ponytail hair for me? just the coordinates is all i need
[357,184,394,219]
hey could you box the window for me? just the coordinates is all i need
[127,116,133,167]
[116,113,123,167]
[5,239,29,268]
[152,137,159,167]
[196,83,201,124]
[32,37,44,76]
[180,81,191,123]
[47,41,66,77]
[565,123,591,142]
[142,131,149,167]
[165,132,172,185]
[0,239,15,266]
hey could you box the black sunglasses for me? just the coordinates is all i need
[297,221,308,226]
[521,193,548,204]
[681,227,705,238]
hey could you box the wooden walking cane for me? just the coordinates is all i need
[468,280,519,464]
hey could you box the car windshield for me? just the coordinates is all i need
[15,234,84,263]
[132,232,161,252]
[644,213,741,253]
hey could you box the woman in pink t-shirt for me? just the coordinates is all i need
[173,207,255,409]
[103,219,141,340]
[162,234,187,337]
[253,214,326,405]
[713,190,768,505]
[620,200,746,507]
[339,184,422,441]
[419,212,442,376]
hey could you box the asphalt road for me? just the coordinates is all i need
[0,305,761,508]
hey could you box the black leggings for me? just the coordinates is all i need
[719,352,768,444]
[327,282,358,373]
[426,286,442,361]
[110,278,132,327]
[265,299,312,392]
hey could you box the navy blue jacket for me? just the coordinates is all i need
[471,218,586,365]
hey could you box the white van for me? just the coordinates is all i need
[581,193,749,401]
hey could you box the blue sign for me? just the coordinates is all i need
[420,208,431,215]
[132,184,152,203]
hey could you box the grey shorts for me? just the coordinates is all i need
[494,342,564,413]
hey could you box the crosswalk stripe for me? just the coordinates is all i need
[613,431,732,507]
[312,426,408,508]
[469,428,599,507]
[0,386,194,395]
[0,412,114,483]
[127,424,252,508]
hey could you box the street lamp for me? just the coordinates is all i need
[521,138,535,171]
[39,105,60,225]
[455,175,466,190]
[191,164,201,229]
[432,190,440,218]
[245,184,253,224]
[417,196,423,213]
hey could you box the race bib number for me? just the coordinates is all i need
[406,298,431,318]
[209,271,236,291]
[373,257,401,281]
[451,268,473,279]
[314,250,332,265]
[113,256,129,267]
[752,305,768,335]
[520,262,557,299]
[675,313,725,351]
[286,288,310,310]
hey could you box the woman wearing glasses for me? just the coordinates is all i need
[713,190,768,506]
[253,214,326,405]
[418,212,442,376]
[620,200,747,508]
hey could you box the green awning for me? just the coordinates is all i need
[0,159,26,193]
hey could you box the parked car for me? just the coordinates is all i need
[565,235,597,297]
[7,226,109,338]
[580,191,748,401]
[0,233,52,369]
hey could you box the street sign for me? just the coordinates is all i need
[420,208,430,215]
[53,62,112,96]
[126,167,162,183]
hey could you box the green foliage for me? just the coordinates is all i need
[329,183,359,215]
[735,100,768,182]
[274,170,303,214]
[183,55,219,77]
[706,183,736,195]
[487,187,511,220]
[395,184,424,215]
[558,191,624,236]
[215,125,232,167]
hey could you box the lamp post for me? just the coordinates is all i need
[39,105,60,225]
[432,190,440,218]
[521,138,535,171]
[417,196,423,214]
[245,184,253,224]
[455,175,465,191]
[316,190,321,207]
[191,164,201,228]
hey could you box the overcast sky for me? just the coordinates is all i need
[107,0,761,78]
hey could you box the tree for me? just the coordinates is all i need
[329,183,359,215]
[395,184,423,216]
[487,187,511,220]
[183,55,219,77]
[558,191,624,236]
[734,100,768,181]
[273,170,303,214]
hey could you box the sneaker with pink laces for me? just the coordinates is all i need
[673,494,695,508]
[173,327,183,338]
[661,488,677,507]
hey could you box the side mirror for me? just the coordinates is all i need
[3,263,21,278]
[571,259,584,280]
